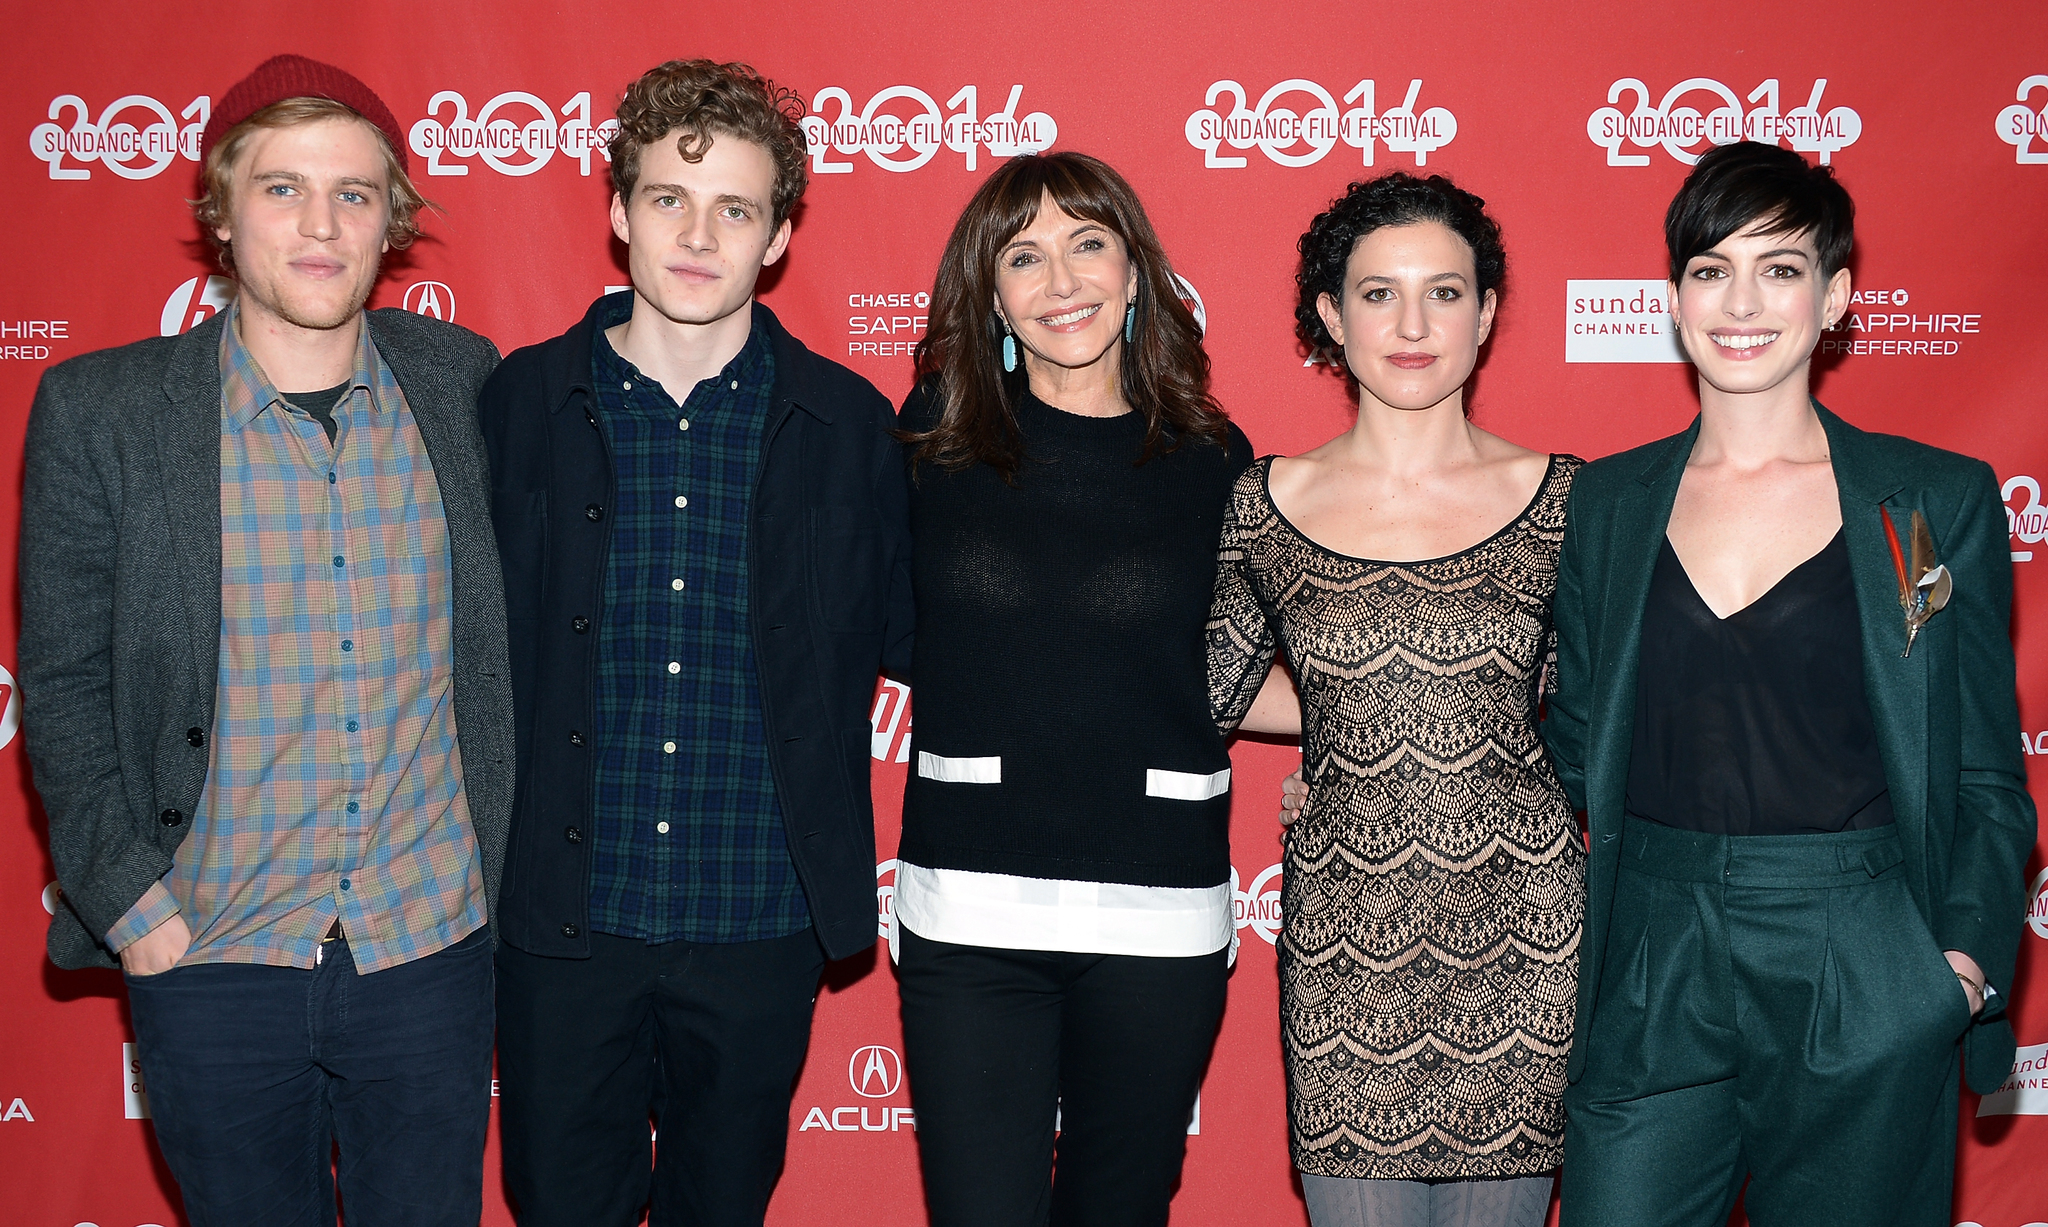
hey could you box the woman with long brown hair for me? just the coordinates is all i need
[892,151,1252,1227]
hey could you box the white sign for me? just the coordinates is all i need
[1977,1042,2048,1116]
[123,1042,150,1119]
[1565,280,1683,363]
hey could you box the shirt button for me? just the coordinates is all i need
[346,801,359,814]
[622,381,632,391]
[675,495,688,509]
[328,472,336,485]
[333,555,345,568]
[571,615,591,634]
[667,661,680,674]
[569,730,585,747]
[730,380,739,391]
[341,639,353,652]
[678,418,690,432]
[656,821,671,834]
[159,808,184,827]
[671,578,685,591]
[663,740,676,754]
[585,504,603,521]
[186,727,206,748]
[345,719,359,733]
[564,826,582,844]
[340,879,351,891]
[562,923,581,939]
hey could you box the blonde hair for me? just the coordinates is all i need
[191,97,430,273]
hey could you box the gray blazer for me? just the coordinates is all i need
[21,307,514,970]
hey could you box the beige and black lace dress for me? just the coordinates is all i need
[1209,455,1585,1181]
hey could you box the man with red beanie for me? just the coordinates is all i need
[20,55,512,1226]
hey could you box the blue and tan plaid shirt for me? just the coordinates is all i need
[586,297,808,944]
[105,303,486,973]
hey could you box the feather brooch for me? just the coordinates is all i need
[1879,506,1952,657]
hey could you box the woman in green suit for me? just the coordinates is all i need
[1545,140,2036,1226]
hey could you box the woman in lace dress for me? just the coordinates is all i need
[1210,174,1583,1227]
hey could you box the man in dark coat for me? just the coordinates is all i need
[478,59,912,1226]
[21,56,512,1226]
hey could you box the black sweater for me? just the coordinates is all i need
[898,385,1254,888]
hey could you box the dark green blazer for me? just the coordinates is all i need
[1544,402,2036,1096]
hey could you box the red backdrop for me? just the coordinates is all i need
[6,3,2048,1224]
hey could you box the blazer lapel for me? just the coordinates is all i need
[1820,404,1930,858]
[1588,420,1697,834]
[157,316,226,687]
[370,315,485,531]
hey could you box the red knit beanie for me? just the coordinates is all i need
[202,55,408,174]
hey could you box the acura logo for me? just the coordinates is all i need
[849,1045,902,1098]
[402,280,456,322]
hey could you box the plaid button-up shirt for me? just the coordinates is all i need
[586,299,808,944]
[104,304,486,974]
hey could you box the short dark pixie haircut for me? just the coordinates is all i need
[1295,172,1505,367]
[1665,140,1853,283]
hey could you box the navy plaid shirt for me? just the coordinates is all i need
[586,297,809,943]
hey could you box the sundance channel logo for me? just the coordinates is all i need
[1977,1040,2048,1117]
[1564,280,1681,363]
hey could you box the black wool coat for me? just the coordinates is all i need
[477,294,913,963]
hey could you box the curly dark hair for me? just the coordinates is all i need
[609,59,808,226]
[903,151,1229,484]
[1294,171,1506,369]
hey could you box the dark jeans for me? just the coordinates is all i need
[123,926,495,1227]
[1562,820,1968,1227]
[494,926,826,1227]
[896,928,1229,1227]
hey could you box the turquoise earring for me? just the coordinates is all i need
[1124,302,1135,343]
[1002,327,1018,373]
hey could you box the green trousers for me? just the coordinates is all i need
[1561,819,1969,1227]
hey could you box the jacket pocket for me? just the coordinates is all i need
[492,488,549,612]
[809,507,886,633]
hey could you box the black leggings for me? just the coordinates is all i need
[896,928,1229,1227]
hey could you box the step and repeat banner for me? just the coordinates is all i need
[5,2,2048,1224]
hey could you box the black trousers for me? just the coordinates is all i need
[124,928,495,1227]
[495,926,825,1227]
[896,928,1229,1227]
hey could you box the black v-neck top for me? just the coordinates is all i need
[1625,530,1895,836]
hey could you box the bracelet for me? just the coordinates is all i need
[1956,971,1985,998]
